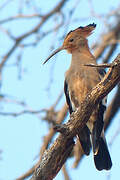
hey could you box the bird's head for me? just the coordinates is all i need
[43,23,96,64]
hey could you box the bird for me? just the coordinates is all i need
[43,23,112,171]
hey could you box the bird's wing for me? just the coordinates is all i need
[64,80,73,114]
[64,77,91,155]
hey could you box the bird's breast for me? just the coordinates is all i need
[66,67,100,107]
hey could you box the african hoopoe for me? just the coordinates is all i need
[43,23,112,171]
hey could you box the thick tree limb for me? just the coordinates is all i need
[72,85,120,168]
[30,54,120,180]
[104,84,120,130]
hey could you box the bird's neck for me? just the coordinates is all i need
[71,47,96,67]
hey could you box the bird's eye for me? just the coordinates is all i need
[69,38,74,42]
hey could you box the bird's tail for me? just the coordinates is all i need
[77,125,91,155]
[93,133,112,171]
[91,100,112,170]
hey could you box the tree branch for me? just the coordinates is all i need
[30,54,120,180]
[0,0,67,71]
[104,84,120,130]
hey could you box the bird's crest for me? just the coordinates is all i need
[66,23,96,38]
[77,23,96,37]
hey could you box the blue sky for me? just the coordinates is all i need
[0,0,120,180]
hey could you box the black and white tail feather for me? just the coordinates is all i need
[64,68,112,171]
[93,68,112,170]
[92,100,112,170]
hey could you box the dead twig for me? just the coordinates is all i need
[84,62,117,68]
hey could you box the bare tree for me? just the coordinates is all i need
[0,0,120,180]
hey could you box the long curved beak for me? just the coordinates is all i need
[43,46,64,65]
